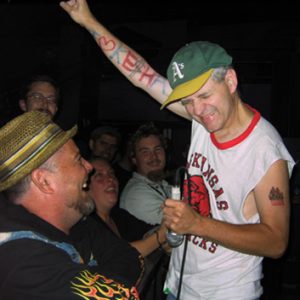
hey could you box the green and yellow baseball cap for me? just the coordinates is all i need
[162,41,232,108]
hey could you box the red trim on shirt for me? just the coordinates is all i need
[210,106,261,150]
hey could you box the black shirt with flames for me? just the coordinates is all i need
[0,202,141,300]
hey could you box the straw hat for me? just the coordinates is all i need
[0,111,77,192]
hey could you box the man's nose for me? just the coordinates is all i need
[83,159,93,173]
[149,150,158,159]
[192,99,204,116]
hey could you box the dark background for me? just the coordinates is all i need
[1,0,300,160]
[0,1,300,298]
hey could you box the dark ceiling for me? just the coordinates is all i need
[1,1,299,84]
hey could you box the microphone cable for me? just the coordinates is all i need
[172,167,192,300]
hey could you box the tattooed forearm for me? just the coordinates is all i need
[269,186,284,206]
[91,30,151,78]
[89,29,171,98]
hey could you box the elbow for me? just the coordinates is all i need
[267,239,289,259]
[270,250,285,260]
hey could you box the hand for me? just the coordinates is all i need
[163,199,200,235]
[60,0,95,27]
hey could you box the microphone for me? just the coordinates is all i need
[166,167,185,248]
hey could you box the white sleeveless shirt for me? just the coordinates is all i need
[164,109,294,300]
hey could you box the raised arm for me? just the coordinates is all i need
[59,0,189,119]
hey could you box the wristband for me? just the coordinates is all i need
[155,230,167,249]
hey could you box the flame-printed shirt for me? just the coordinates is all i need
[0,203,141,299]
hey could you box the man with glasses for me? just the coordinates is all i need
[0,75,60,210]
[18,74,59,118]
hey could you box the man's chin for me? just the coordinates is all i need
[79,197,95,216]
[147,169,166,182]
[37,109,52,116]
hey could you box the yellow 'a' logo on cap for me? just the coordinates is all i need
[172,62,184,82]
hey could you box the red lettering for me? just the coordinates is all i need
[192,153,202,168]
[217,200,229,210]
[208,243,218,253]
[139,66,156,86]
[122,51,138,72]
[213,187,224,198]
[187,154,193,168]
[188,152,227,211]
[202,163,213,179]
[200,156,207,171]
[192,235,200,245]
[199,239,208,250]
[209,175,218,188]
[187,236,218,254]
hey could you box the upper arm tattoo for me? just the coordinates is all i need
[269,186,284,206]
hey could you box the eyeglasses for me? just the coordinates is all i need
[27,92,57,104]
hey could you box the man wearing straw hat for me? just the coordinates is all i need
[0,111,141,299]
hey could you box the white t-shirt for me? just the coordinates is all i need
[165,109,294,300]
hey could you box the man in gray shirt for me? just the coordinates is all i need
[120,123,171,225]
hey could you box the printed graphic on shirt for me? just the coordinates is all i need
[187,234,218,254]
[183,175,218,254]
[187,152,229,211]
[183,175,211,217]
[71,270,139,300]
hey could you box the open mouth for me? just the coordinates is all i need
[106,186,117,193]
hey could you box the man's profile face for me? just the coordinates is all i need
[19,81,58,117]
[51,140,94,217]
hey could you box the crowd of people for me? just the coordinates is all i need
[0,0,297,299]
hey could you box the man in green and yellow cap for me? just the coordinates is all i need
[61,1,295,299]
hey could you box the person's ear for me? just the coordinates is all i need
[19,99,27,112]
[132,157,137,166]
[225,69,238,92]
[88,139,94,151]
[31,168,54,194]
[53,104,58,115]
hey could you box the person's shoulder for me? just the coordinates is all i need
[0,235,80,273]
[0,236,138,299]
[122,174,149,194]
[127,172,146,183]
[251,118,285,150]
